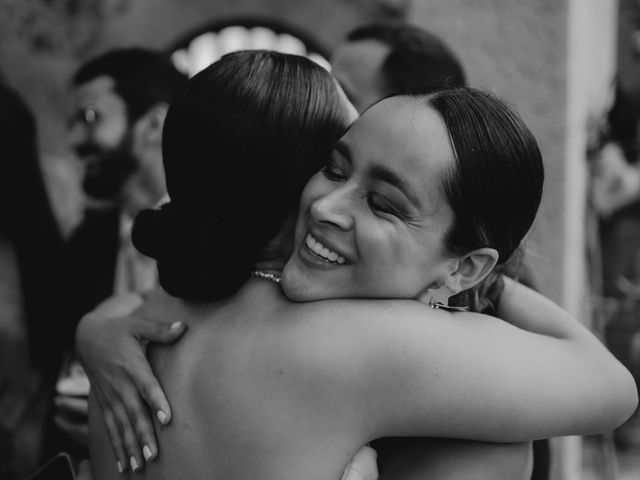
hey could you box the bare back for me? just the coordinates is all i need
[90,280,372,480]
[89,279,535,479]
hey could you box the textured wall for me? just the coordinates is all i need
[407,0,570,304]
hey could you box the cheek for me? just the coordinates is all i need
[299,172,329,206]
[294,177,319,239]
[94,118,128,149]
[356,223,409,276]
[358,229,441,289]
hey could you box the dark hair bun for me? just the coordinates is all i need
[132,203,254,301]
[131,208,165,259]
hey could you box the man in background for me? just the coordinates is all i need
[48,47,186,456]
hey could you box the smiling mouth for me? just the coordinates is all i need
[305,233,347,265]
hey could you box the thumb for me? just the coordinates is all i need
[134,317,187,344]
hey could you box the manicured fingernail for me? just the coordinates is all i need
[169,321,183,330]
[130,456,139,472]
[116,460,124,473]
[157,410,168,424]
[143,444,153,461]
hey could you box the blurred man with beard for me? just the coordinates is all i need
[47,48,186,455]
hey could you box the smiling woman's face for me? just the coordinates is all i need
[282,96,458,302]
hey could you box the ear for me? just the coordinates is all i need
[446,247,499,295]
[135,103,168,146]
[416,282,451,306]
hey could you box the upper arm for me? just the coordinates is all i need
[292,299,636,443]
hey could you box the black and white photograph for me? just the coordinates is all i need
[0,1,639,479]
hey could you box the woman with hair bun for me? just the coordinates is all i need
[78,50,636,480]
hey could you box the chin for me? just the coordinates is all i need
[281,262,341,303]
[280,266,313,302]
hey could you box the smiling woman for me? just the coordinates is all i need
[283,97,457,301]
[283,90,542,303]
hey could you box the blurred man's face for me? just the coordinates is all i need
[68,76,138,200]
[331,39,390,113]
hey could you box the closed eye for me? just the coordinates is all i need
[367,192,410,220]
[322,160,347,181]
[322,148,351,182]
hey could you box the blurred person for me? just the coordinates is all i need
[50,47,186,454]
[0,76,68,478]
[592,140,640,449]
[331,23,465,113]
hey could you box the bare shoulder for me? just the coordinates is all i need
[275,298,510,391]
[285,298,509,353]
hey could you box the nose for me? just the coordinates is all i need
[310,184,354,231]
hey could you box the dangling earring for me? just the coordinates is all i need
[426,286,470,312]
[428,300,470,312]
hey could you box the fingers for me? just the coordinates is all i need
[120,384,158,463]
[98,380,158,472]
[111,401,143,473]
[102,408,129,474]
[128,349,172,425]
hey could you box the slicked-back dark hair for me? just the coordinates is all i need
[410,87,543,264]
[347,23,466,94]
[73,47,187,122]
[132,50,352,301]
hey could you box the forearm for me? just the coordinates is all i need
[494,276,638,431]
[357,290,637,440]
[496,276,589,339]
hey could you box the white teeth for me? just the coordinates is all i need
[305,234,346,264]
